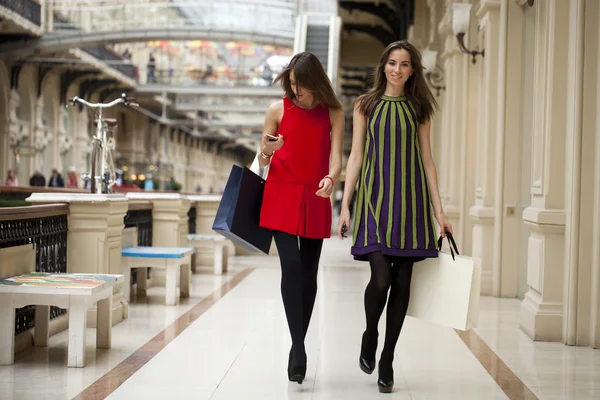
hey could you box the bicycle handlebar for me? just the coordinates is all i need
[68,93,138,108]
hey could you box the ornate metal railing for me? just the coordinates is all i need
[188,206,196,234]
[0,205,69,335]
[82,47,138,80]
[0,0,41,26]
[124,205,153,246]
[124,204,153,284]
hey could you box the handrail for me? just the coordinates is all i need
[127,201,153,212]
[0,204,69,222]
[0,186,88,194]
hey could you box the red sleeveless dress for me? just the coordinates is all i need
[259,97,332,239]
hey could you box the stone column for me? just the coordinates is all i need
[490,0,526,298]
[189,194,234,265]
[26,193,129,327]
[126,192,190,286]
[408,0,430,50]
[467,0,501,295]
[75,110,90,177]
[0,118,6,181]
[563,0,593,346]
[520,0,570,342]
[439,1,469,251]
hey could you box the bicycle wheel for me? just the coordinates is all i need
[90,139,103,194]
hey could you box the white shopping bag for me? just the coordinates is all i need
[249,152,270,179]
[406,235,481,331]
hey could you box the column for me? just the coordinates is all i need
[563,0,595,347]
[469,0,501,295]
[439,1,469,252]
[0,117,8,181]
[492,0,526,298]
[75,110,90,176]
[26,193,130,328]
[520,0,570,342]
[126,192,190,286]
[190,195,221,265]
[408,0,430,50]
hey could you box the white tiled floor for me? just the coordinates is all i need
[1,237,600,399]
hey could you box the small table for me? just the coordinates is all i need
[121,246,195,305]
[187,234,229,275]
[0,272,123,368]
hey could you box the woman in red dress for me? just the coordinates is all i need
[258,52,344,384]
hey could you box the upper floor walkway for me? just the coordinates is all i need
[0,0,296,59]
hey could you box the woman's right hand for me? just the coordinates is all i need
[261,134,284,156]
[338,207,351,239]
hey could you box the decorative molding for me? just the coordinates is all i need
[523,206,566,227]
[477,0,501,17]
[515,0,534,7]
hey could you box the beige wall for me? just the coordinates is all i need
[340,35,385,66]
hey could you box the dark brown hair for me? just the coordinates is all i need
[357,40,437,124]
[274,52,342,110]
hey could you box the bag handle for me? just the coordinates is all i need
[437,232,460,261]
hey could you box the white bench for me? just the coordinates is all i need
[121,246,195,305]
[0,244,123,368]
[186,234,229,275]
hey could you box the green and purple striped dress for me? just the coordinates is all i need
[351,95,438,261]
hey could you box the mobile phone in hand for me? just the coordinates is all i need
[341,223,348,238]
[265,134,279,142]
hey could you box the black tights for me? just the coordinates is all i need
[362,252,415,366]
[273,231,323,362]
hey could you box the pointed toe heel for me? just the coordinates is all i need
[359,356,375,375]
[377,361,394,393]
[359,331,377,375]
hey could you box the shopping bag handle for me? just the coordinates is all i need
[437,232,460,261]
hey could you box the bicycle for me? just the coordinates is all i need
[68,93,138,194]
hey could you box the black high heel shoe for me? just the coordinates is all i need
[287,347,307,384]
[359,331,377,375]
[377,361,394,394]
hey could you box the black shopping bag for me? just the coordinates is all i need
[212,165,272,254]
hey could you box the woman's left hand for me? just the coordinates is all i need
[316,177,333,198]
[437,213,453,238]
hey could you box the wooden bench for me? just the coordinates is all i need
[121,246,195,305]
[187,234,229,275]
[0,244,123,368]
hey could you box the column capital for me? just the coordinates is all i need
[476,0,501,18]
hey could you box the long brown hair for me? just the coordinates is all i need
[274,52,342,110]
[357,41,437,124]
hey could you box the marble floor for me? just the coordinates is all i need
[1,237,599,399]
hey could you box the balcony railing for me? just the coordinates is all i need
[0,204,69,335]
[0,0,41,26]
[49,0,296,39]
[82,46,138,80]
[124,203,153,284]
[188,206,196,234]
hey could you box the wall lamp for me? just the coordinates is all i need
[452,3,484,64]
[421,50,445,96]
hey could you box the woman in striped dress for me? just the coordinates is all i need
[338,41,453,393]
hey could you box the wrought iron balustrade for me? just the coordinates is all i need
[0,204,69,335]
[124,205,153,284]
[0,0,41,26]
[188,206,196,234]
